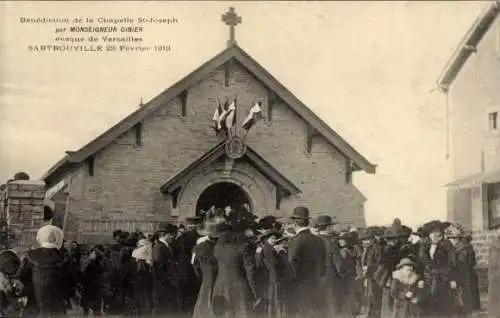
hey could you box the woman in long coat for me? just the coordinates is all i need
[418,221,455,317]
[132,238,154,316]
[445,224,474,317]
[192,221,219,318]
[334,231,359,317]
[255,229,288,318]
[21,225,71,316]
[315,216,344,317]
[211,222,258,318]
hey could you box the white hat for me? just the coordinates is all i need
[36,225,64,249]
[136,238,150,248]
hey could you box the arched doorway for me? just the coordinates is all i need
[195,182,251,215]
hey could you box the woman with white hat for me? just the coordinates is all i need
[132,238,153,316]
[20,225,70,316]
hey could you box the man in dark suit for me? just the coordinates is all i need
[286,206,326,318]
[152,222,181,317]
[176,216,202,316]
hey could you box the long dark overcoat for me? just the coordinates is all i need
[317,233,344,316]
[287,229,326,318]
[152,240,181,316]
[192,239,218,318]
[418,239,454,317]
[335,246,360,317]
[176,229,201,315]
[212,232,257,318]
[450,240,475,316]
[24,247,70,317]
[365,242,384,318]
[258,241,286,318]
[134,259,153,317]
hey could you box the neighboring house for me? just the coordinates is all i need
[41,8,376,243]
[437,1,500,233]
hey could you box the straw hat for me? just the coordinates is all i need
[396,258,415,269]
[444,223,465,239]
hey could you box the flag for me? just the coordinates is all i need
[241,101,263,131]
[211,100,223,131]
[216,99,229,131]
[225,99,236,136]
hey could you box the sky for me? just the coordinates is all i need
[0,1,491,229]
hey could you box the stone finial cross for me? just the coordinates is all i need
[222,7,242,47]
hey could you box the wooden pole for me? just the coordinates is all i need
[62,177,72,234]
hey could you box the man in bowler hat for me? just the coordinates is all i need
[152,222,181,316]
[286,206,326,318]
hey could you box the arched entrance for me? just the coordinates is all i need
[195,182,251,215]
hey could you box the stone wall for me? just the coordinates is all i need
[471,228,500,291]
[3,180,46,250]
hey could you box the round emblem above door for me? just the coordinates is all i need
[225,136,247,159]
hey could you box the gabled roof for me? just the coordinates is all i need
[437,1,500,92]
[160,140,301,196]
[42,43,376,183]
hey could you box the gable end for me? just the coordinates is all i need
[42,44,376,182]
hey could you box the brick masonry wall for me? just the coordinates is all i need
[471,228,500,291]
[59,60,368,241]
[4,180,46,249]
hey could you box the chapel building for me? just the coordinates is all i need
[42,8,376,243]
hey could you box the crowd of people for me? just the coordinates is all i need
[0,204,483,318]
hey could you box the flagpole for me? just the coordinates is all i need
[242,128,250,142]
[234,94,238,138]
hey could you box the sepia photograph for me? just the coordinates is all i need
[0,1,499,317]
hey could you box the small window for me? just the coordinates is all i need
[489,112,498,131]
[488,183,500,229]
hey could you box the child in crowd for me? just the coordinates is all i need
[390,258,422,318]
[0,250,27,317]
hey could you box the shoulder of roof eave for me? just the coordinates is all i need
[436,1,500,92]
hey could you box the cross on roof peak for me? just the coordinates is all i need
[222,7,242,47]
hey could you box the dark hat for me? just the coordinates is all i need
[184,216,203,225]
[93,244,105,253]
[290,206,310,220]
[257,229,282,242]
[213,222,232,236]
[423,220,445,235]
[0,250,20,275]
[157,222,177,234]
[382,227,404,239]
[113,230,123,238]
[358,228,374,240]
[315,215,336,226]
[256,216,279,231]
[338,231,354,240]
[414,227,426,237]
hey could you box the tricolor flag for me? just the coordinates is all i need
[241,101,263,131]
[225,99,237,136]
[216,99,229,132]
[211,100,223,131]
